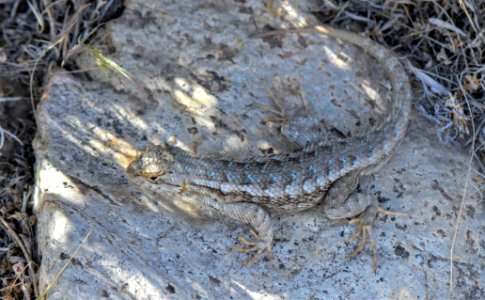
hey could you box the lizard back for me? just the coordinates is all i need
[127,26,412,212]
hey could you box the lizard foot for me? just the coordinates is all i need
[347,217,377,272]
[232,229,273,265]
[248,77,338,148]
[347,206,409,272]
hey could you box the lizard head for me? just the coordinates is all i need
[126,143,175,184]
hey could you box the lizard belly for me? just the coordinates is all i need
[253,192,325,212]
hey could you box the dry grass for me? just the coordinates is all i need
[312,0,484,170]
[0,0,483,298]
[0,1,124,298]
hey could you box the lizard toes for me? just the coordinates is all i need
[232,234,273,265]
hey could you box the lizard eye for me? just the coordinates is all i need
[142,171,163,182]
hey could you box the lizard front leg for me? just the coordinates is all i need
[198,195,273,265]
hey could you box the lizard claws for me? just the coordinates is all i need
[236,229,259,246]
[347,206,409,272]
[376,207,410,218]
[232,230,273,265]
[236,236,256,247]
[348,219,377,272]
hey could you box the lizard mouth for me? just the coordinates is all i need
[125,163,138,178]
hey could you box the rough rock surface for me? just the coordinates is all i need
[33,0,484,299]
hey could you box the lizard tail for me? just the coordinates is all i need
[311,26,411,157]
[253,26,411,168]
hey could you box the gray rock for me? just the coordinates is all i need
[33,0,484,299]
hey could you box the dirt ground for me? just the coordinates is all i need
[0,78,37,298]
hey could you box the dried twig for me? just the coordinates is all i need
[0,216,39,298]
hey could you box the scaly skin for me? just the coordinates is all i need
[127,25,411,268]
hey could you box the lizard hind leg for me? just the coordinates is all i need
[323,173,380,270]
[347,202,409,272]
[324,173,408,271]
[257,76,338,148]
[324,172,372,220]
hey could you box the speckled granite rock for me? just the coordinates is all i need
[33,0,484,299]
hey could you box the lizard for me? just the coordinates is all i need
[126,25,412,271]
